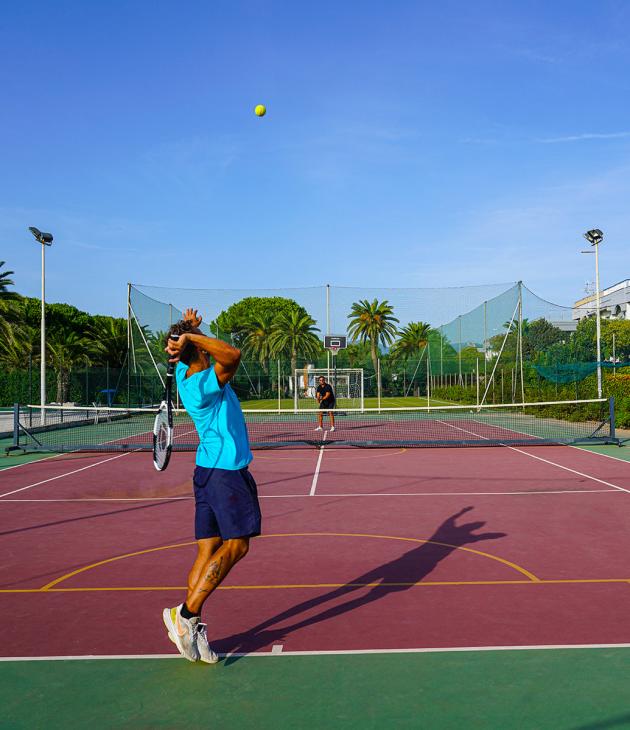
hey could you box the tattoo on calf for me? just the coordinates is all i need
[197,557,224,595]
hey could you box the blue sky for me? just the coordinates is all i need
[1,0,629,319]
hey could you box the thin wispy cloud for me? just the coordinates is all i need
[537,131,630,143]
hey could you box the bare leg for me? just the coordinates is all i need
[186,537,223,606]
[318,410,323,428]
[329,411,335,428]
[186,537,250,615]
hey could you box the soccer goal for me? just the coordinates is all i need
[293,367,364,410]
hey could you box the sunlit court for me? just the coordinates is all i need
[2,2,630,728]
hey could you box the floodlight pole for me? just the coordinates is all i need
[594,240,603,398]
[41,243,46,418]
[29,228,53,423]
[582,230,604,399]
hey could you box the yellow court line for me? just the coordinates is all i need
[39,531,540,592]
[3,578,630,595]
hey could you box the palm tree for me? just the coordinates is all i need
[347,299,399,376]
[0,261,18,301]
[89,317,129,368]
[241,313,276,373]
[390,321,433,362]
[47,328,91,402]
[0,322,39,370]
[269,310,321,376]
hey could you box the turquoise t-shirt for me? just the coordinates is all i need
[175,362,252,470]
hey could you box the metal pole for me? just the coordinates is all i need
[483,300,487,382]
[426,350,430,408]
[594,242,603,398]
[40,242,46,423]
[518,281,525,404]
[377,358,381,410]
[476,358,479,406]
[360,368,365,411]
[458,316,462,384]
[127,283,131,407]
[613,333,616,376]
[277,359,281,412]
[326,284,330,336]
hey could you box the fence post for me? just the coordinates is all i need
[476,358,479,406]
[277,360,281,413]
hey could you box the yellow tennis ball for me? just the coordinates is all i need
[254,104,266,117]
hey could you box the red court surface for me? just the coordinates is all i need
[1,442,630,660]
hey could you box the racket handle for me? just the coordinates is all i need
[166,334,180,376]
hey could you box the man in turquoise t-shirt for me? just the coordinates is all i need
[162,309,261,664]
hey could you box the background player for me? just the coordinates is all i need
[315,375,335,432]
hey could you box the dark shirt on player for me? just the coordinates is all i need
[316,383,335,406]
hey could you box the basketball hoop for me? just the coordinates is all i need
[330,346,339,357]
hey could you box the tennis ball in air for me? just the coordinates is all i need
[254,104,266,117]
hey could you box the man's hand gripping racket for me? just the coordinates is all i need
[153,334,181,472]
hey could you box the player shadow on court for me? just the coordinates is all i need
[218,506,506,663]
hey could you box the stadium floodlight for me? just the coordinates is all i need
[581,229,604,398]
[28,226,54,424]
[583,229,603,246]
[28,227,53,245]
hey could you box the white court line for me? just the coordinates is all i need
[0,497,191,502]
[2,642,630,662]
[0,452,135,499]
[568,443,630,465]
[437,419,630,495]
[0,488,621,503]
[507,447,630,495]
[0,452,65,472]
[309,431,327,496]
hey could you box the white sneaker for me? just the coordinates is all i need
[196,622,219,664]
[315,426,323,431]
[163,604,200,662]
[329,426,335,432]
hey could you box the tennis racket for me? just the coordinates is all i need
[153,335,178,471]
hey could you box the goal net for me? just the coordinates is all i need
[293,367,364,410]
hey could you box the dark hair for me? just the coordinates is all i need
[165,320,202,365]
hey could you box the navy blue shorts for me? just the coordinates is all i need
[193,466,262,540]
[319,400,335,410]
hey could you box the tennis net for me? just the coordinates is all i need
[9,398,617,453]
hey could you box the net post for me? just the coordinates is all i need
[609,397,616,442]
[13,403,20,448]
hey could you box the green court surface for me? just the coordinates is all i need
[2,648,630,729]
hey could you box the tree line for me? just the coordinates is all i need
[2,259,629,405]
